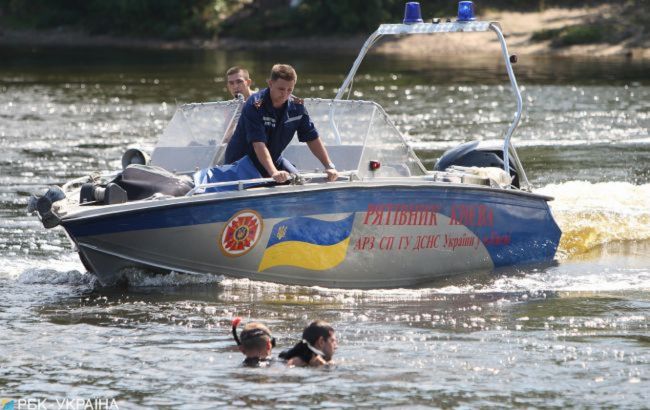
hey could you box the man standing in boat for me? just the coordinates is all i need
[221,66,254,149]
[225,66,253,100]
[224,64,338,183]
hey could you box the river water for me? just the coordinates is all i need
[1,46,649,409]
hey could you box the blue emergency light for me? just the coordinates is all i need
[457,1,476,21]
[403,2,423,24]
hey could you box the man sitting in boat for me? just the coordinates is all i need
[225,65,253,101]
[232,318,276,367]
[224,64,339,183]
[279,320,338,367]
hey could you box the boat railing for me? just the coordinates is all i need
[185,171,358,196]
[334,19,531,190]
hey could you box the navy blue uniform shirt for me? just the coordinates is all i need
[224,88,319,176]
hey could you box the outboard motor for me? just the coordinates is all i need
[434,140,519,188]
[27,186,66,228]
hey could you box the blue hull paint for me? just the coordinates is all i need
[64,185,561,268]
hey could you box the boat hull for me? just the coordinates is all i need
[61,183,561,288]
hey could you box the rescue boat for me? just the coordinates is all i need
[30,2,561,288]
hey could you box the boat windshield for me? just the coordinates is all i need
[151,98,425,177]
[150,100,241,174]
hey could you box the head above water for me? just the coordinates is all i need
[302,320,333,344]
[233,320,275,359]
[267,64,297,108]
[226,66,252,100]
[302,320,338,361]
[302,320,337,361]
[279,320,337,365]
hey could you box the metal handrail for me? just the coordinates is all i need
[334,20,530,190]
[490,23,530,190]
[186,171,358,196]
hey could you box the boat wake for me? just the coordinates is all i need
[215,262,650,303]
[5,255,649,302]
[537,181,650,258]
[17,267,92,286]
[120,269,226,288]
[3,258,226,289]
[2,257,90,285]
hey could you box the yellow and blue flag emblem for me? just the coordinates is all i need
[258,213,355,272]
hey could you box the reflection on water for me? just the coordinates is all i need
[1,46,649,407]
[2,266,648,408]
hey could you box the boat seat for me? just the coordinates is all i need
[113,164,194,201]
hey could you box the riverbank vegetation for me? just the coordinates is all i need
[530,1,649,48]
[0,0,647,50]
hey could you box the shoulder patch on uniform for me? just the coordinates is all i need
[253,99,263,109]
[291,95,304,105]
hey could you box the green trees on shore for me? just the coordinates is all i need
[0,0,636,41]
[0,0,234,39]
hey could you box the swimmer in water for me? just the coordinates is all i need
[231,317,276,367]
[279,320,337,367]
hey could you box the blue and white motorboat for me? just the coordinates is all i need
[30,2,561,288]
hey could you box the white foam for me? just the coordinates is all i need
[123,269,225,288]
[1,255,83,280]
[17,267,93,286]
[473,265,650,294]
[536,181,650,258]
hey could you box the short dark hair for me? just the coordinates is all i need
[302,320,334,344]
[278,320,335,361]
[226,66,250,79]
[269,64,297,82]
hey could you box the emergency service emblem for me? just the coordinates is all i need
[219,210,263,257]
